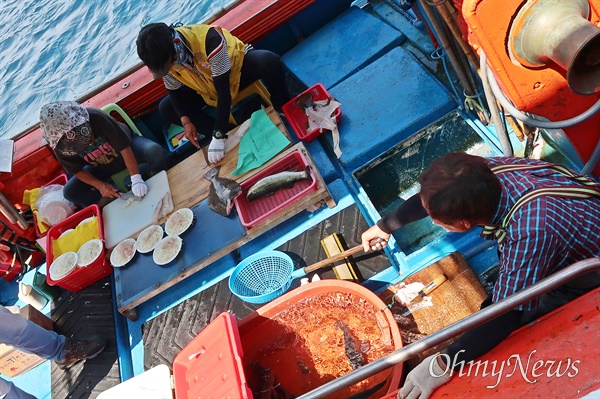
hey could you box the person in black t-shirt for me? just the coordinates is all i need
[40,101,168,208]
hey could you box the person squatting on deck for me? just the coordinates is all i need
[360,153,600,399]
[0,305,107,399]
[135,22,291,163]
[39,101,168,209]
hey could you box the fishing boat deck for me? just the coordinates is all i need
[112,108,335,321]
[3,0,597,397]
[143,202,392,370]
[2,2,492,397]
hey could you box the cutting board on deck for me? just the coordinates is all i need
[102,170,173,249]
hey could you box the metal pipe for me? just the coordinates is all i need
[0,191,28,230]
[485,58,600,129]
[418,0,477,97]
[480,53,513,156]
[298,257,600,399]
[435,0,479,69]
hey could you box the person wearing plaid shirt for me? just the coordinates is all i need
[361,152,600,399]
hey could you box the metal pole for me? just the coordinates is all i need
[418,0,477,97]
[298,258,600,399]
[481,53,514,156]
[0,191,28,230]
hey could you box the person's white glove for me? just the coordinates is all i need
[130,174,148,198]
[398,354,453,399]
[208,138,226,164]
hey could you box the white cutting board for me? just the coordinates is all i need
[102,170,174,249]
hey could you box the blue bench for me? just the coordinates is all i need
[326,46,456,172]
[282,6,405,89]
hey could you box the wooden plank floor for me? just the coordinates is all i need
[50,276,120,399]
[143,203,392,370]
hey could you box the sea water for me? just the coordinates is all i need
[0,0,236,140]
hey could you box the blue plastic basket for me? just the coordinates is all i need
[229,251,295,304]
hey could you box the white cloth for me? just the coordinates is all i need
[39,101,90,149]
[394,282,425,306]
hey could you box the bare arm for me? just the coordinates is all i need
[120,146,140,176]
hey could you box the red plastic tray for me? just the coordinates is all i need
[33,173,68,237]
[282,83,341,142]
[45,204,112,292]
[234,150,317,229]
[173,312,251,399]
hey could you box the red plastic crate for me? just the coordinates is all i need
[45,204,112,292]
[282,83,342,142]
[234,150,317,228]
[33,173,68,237]
[173,312,251,399]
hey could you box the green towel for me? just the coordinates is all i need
[231,109,291,176]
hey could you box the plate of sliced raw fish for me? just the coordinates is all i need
[165,208,194,236]
[136,225,163,254]
[110,238,136,267]
[153,235,182,265]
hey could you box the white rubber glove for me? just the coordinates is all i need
[398,354,453,399]
[208,137,226,164]
[130,174,148,198]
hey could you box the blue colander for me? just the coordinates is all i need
[229,251,302,304]
[230,243,373,304]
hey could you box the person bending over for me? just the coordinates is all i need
[361,152,600,399]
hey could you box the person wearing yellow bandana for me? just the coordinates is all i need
[136,22,291,163]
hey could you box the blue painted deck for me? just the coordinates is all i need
[113,198,247,312]
[110,2,485,375]
[282,7,405,89]
[327,46,455,171]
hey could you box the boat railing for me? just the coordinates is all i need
[298,257,600,399]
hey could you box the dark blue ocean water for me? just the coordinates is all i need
[0,0,235,139]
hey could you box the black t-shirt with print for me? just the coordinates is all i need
[55,108,132,175]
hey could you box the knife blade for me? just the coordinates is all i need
[118,192,142,202]
[408,274,448,306]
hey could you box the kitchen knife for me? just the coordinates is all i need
[408,274,448,306]
[118,192,142,202]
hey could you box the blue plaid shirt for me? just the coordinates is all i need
[482,157,600,310]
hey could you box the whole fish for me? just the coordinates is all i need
[335,320,366,370]
[246,166,312,201]
[203,166,242,216]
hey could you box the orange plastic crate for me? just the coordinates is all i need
[173,312,251,399]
